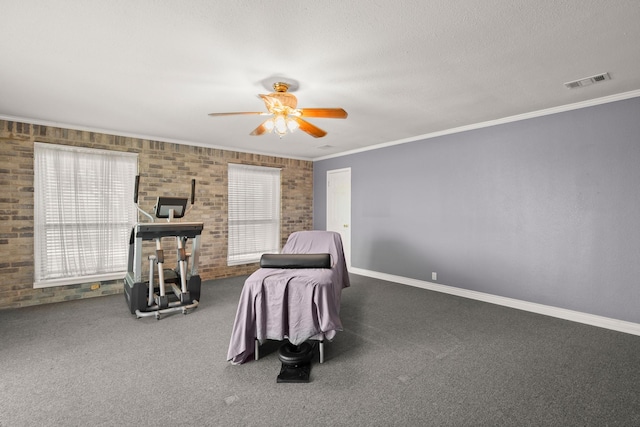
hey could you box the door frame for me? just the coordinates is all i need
[326,167,351,268]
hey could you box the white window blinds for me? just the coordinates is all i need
[227,163,281,265]
[33,143,137,288]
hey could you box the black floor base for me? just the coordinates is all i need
[277,362,311,383]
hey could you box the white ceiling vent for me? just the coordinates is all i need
[564,72,611,89]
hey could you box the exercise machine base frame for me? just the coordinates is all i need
[135,300,199,320]
[123,273,201,317]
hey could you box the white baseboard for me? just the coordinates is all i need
[349,267,640,337]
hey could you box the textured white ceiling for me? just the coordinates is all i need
[2,0,640,160]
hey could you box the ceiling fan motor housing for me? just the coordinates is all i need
[270,83,298,109]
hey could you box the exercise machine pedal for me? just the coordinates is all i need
[155,295,169,309]
[179,291,191,305]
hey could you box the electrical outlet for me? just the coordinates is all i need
[432,272,437,281]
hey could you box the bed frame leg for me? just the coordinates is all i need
[255,339,259,361]
[319,341,324,364]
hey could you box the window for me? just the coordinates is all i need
[33,143,137,288]
[227,163,281,265]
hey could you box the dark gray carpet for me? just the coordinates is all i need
[1,274,639,426]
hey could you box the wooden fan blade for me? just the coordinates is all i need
[259,94,283,111]
[299,108,348,119]
[250,119,272,136]
[208,112,265,117]
[292,117,327,138]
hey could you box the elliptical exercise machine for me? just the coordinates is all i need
[124,176,204,319]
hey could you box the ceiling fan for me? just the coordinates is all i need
[208,82,347,138]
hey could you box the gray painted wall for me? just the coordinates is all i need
[314,96,640,324]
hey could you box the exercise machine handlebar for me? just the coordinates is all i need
[134,175,196,222]
[134,175,154,222]
[184,178,196,217]
[134,175,140,204]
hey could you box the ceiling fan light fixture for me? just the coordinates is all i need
[274,115,288,135]
[286,117,299,132]
[262,114,299,137]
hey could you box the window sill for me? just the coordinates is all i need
[33,271,126,289]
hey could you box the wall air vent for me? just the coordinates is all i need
[564,72,611,89]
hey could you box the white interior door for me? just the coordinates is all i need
[327,168,351,268]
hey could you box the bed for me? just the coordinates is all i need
[226,230,350,364]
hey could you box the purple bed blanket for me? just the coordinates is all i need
[227,230,350,364]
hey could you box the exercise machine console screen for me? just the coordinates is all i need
[154,197,188,219]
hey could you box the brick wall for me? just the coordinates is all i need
[0,120,313,309]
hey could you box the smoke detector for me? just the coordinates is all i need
[564,72,611,89]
